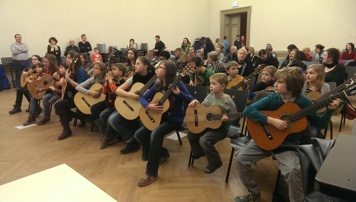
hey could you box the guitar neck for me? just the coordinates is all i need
[211,112,244,120]
[137,75,157,96]
[315,82,346,103]
[157,74,183,105]
[291,90,347,122]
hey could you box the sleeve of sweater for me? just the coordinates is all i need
[175,81,194,103]
[139,84,157,108]
[75,77,94,95]
[243,95,273,124]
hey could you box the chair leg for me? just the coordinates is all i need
[188,150,194,167]
[225,147,235,183]
[329,121,333,140]
[176,130,182,145]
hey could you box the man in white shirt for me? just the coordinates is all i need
[10,34,30,88]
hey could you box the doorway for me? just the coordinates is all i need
[220,6,251,48]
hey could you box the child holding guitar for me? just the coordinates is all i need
[94,63,126,134]
[249,66,277,100]
[134,60,195,187]
[24,53,58,126]
[187,73,237,174]
[9,55,42,115]
[100,56,155,150]
[54,51,88,140]
[302,64,330,98]
[226,61,248,90]
[234,67,340,202]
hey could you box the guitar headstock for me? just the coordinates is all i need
[344,81,356,97]
[180,65,194,77]
[345,74,356,87]
[254,64,266,75]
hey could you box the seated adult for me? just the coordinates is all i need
[311,44,325,63]
[255,49,279,68]
[246,47,258,66]
[215,47,225,62]
[266,43,277,58]
[340,42,356,60]
[206,51,225,73]
[189,57,213,86]
[225,46,237,63]
[236,48,255,78]
[64,39,79,57]
[323,48,346,86]
[280,49,306,71]
[303,47,312,61]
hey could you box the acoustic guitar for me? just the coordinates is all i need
[307,75,356,113]
[229,65,266,90]
[20,67,34,87]
[61,58,77,100]
[115,75,157,120]
[27,74,55,99]
[139,68,191,131]
[73,83,105,115]
[246,84,356,151]
[185,103,243,134]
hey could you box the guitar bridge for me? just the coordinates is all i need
[260,123,273,140]
[194,109,198,126]
[145,110,155,123]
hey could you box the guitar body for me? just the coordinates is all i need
[139,92,170,131]
[74,83,105,114]
[20,68,33,87]
[27,74,55,99]
[246,103,308,151]
[226,76,245,90]
[185,104,223,134]
[115,82,145,120]
[306,91,325,113]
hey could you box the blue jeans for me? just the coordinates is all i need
[29,97,41,116]
[106,111,140,142]
[100,108,116,133]
[42,93,55,117]
[134,119,180,176]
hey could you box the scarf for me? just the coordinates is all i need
[50,44,59,52]
[323,62,337,68]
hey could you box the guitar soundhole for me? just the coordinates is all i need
[279,113,294,128]
[206,113,213,121]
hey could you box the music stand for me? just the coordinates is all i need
[1,57,16,88]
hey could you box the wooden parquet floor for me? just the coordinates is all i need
[0,89,354,202]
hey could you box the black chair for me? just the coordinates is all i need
[185,85,209,102]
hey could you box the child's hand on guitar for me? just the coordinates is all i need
[36,76,42,81]
[268,117,288,130]
[221,114,229,122]
[147,103,163,113]
[89,90,100,98]
[170,85,180,95]
[106,71,113,82]
[328,98,341,110]
[131,93,140,100]
[188,99,199,107]
[49,86,55,91]
[65,69,72,80]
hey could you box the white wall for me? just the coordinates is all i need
[0,0,209,59]
[209,0,356,51]
[1,0,356,60]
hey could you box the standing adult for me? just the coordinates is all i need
[78,34,92,56]
[234,35,242,50]
[64,39,79,57]
[10,34,29,88]
[153,35,165,58]
[221,36,230,54]
[47,37,62,65]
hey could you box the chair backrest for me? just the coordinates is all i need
[223,89,249,112]
[340,59,354,66]
[326,82,336,90]
[96,43,107,54]
[247,76,256,90]
[302,61,319,68]
[346,66,356,80]
[185,85,208,102]
[298,138,335,195]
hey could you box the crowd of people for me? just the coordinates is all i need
[8,32,354,201]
